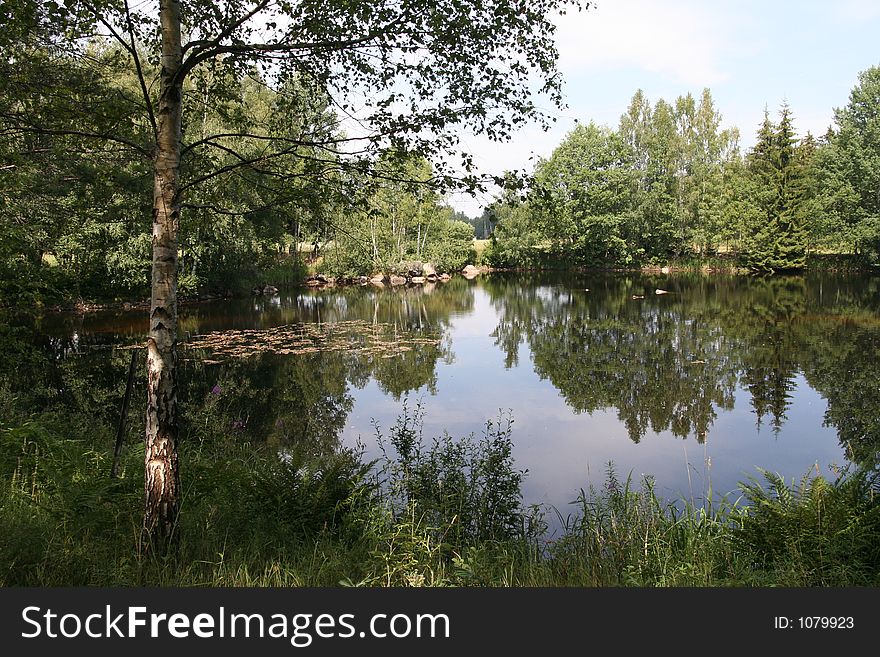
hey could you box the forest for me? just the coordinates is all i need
[484,71,880,273]
[1,1,879,589]
[0,14,482,305]
[3,17,880,307]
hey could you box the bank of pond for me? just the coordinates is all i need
[2,409,878,587]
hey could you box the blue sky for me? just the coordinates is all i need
[449,0,880,215]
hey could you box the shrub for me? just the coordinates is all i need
[261,255,309,286]
[423,220,475,273]
[374,402,530,546]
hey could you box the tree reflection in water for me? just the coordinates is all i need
[6,271,880,475]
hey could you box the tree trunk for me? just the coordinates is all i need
[143,0,182,554]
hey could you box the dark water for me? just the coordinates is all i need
[16,272,880,526]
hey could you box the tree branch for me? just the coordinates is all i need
[178,145,311,194]
[176,5,415,86]
[92,12,136,57]
[3,124,150,157]
[123,0,159,141]
[181,131,381,158]
[182,0,272,56]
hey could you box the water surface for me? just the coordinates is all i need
[21,272,880,528]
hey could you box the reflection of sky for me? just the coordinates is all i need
[41,276,851,534]
[342,284,846,533]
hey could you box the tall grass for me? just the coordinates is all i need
[1,409,878,586]
[536,467,741,586]
[261,255,309,287]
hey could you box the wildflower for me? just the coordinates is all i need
[210,384,222,395]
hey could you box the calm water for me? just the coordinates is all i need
[22,272,880,527]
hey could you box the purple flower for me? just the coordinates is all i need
[232,419,246,430]
[210,384,222,395]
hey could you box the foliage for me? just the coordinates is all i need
[548,465,738,586]
[422,219,476,273]
[461,209,496,240]
[1,0,583,305]
[482,200,548,268]
[531,123,640,265]
[488,89,746,269]
[812,66,880,264]
[484,75,879,274]
[374,402,530,547]
[741,106,810,273]
[736,467,880,585]
[319,155,475,277]
[5,409,876,587]
[0,43,337,303]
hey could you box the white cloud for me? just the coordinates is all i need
[836,0,880,21]
[444,121,575,215]
[556,0,753,86]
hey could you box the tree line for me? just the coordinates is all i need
[484,68,880,273]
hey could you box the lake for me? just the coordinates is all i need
[21,271,880,532]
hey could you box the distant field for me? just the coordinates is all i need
[473,239,489,260]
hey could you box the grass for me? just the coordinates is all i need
[1,409,878,587]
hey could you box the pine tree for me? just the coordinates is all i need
[743,105,809,273]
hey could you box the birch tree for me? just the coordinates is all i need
[1,0,585,551]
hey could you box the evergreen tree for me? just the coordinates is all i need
[796,132,820,251]
[743,105,809,273]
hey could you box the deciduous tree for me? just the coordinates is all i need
[814,66,880,263]
[1,0,585,551]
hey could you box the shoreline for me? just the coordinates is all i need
[11,256,874,315]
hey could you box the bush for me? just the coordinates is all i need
[317,243,375,279]
[261,255,309,286]
[390,260,424,276]
[423,220,475,273]
[481,204,546,268]
[374,402,530,546]
[242,445,374,539]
